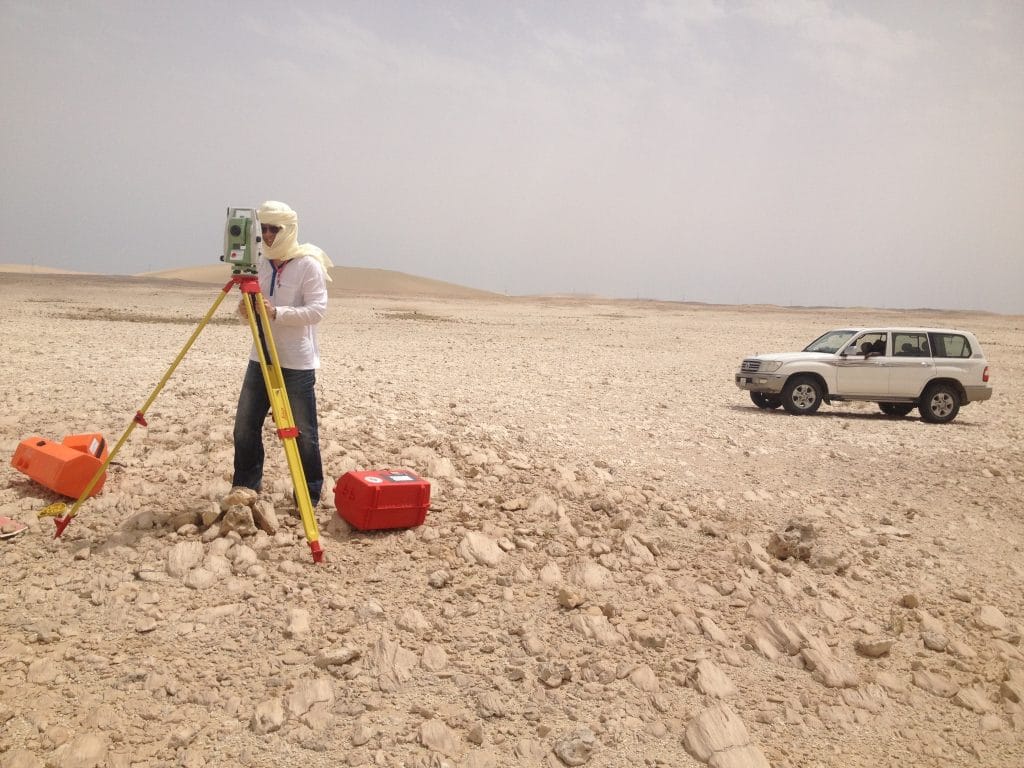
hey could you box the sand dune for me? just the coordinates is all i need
[0,263,93,276]
[141,264,503,300]
[1,262,501,300]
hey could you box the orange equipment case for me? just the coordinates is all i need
[334,469,430,531]
[11,433,109,498]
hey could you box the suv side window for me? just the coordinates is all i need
[928,333,972,358]
[848,332,887,357]
[893,332,930,357]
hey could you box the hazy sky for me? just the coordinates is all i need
[2,1,1022,313]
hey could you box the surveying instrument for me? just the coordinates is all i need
[44,208,325,563]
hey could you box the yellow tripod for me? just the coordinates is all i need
[49,275,324,563]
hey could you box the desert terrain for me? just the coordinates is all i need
[0,268,1021,768]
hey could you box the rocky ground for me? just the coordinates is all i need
[0,273,1022,767]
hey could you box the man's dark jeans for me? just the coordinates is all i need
[232,360,323,505]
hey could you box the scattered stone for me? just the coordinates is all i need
[427,569,451,588]
[420,718,461,758]
[552,727,596,766]
[557,586,586,609]
[53,733,108,768]
[220,505,257,537]
[766,519,816,561]
[421,643,449,672]
[251,698,286,734]
[167,541,204,577]
[855,636,895,658]
[396,607,431,634]
[921,631,949,652]
[252,499,279,534]
[954,686,995,714]
[352,720,375,747]
[999,668,1024,704]
[476,691,506,718]
[286,678,334,716]
[221,486,259,510]
[314,645,360,668]
[366,635,418,692]
[912,670,959,698]
[687,659,736,699]
[801,637,858,688]
[458,532,505,566]
[182,567,217,590]
[286,608,311,637]
[683,703,770,767]
[629,664,661,693]
[975,605,1008,632]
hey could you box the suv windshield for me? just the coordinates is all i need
[803,330,856,354]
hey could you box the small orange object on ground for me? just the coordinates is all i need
[10,433,109,498]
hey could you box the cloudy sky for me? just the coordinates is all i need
[2,1,1022,312]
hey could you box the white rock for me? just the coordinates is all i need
[688,659,737,699]
[421,643,449,672]
[683,704,770,767]
[420,718,461,758]
[54,733,108,768]
[629,665,661,693]
[251,698,285,734]
[458,531,505,566]
[286,678,334,716]
[975,605,1008,631]
[167,541,204,577]
[552,728,596,766]
[182,567,217,590]
[396,607,432,634]
[286,608,311,637]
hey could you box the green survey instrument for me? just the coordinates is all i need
[222,207,260,275]
[47,207,325,563]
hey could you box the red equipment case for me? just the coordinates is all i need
[11,433,109,498]
[334,469,430,531]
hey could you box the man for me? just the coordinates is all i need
[232,200,333,506]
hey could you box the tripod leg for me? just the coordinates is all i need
[54,282,237,537]
[239,285,324,563]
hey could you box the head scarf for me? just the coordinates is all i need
[257,200,334,281]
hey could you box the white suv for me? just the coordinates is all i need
[735,328,992,424]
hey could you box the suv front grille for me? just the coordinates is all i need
[740,360,762,374]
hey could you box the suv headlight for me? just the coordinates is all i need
[758,361,783,373]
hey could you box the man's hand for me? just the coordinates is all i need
[263,297,278,320]
[237,297,278,320]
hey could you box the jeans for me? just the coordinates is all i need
[232,360,323,505]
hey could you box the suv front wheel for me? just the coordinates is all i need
[919,383,960,424]
[750,392,782,410]
[782,376,823,415]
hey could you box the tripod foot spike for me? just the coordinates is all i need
[309,540,324,564]
[53,516,72,538]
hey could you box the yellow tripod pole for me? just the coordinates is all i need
[237,276,323,563]
[52,276,325,564]
[51,282,235,537]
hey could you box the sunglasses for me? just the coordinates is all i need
[261,224,282,234]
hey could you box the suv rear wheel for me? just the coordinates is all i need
[919,383,960,424]
[750,392,782,410]
[782,376,823,415]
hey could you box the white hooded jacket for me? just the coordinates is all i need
[249,201,330,370]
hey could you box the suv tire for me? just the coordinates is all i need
[782,376,823,415]
[919,383,960,424]
[750,392,782,410]
[879,403,915,417]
